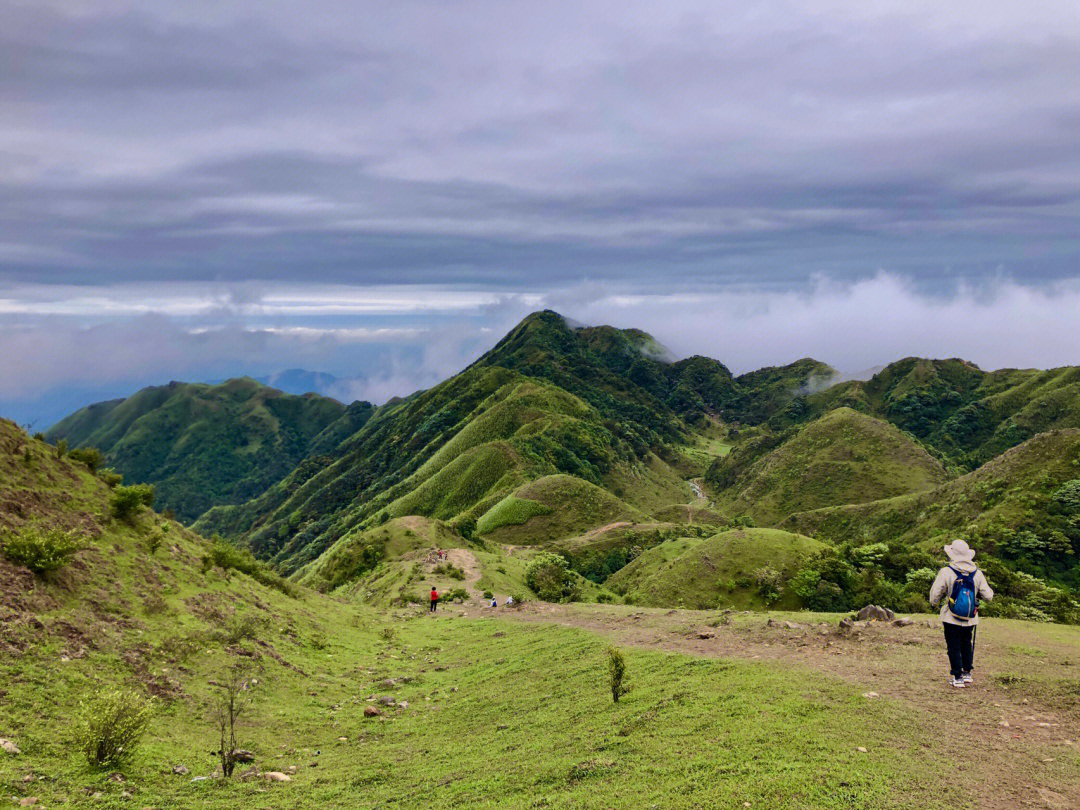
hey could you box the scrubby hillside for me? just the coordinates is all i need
[709,408,949,525]
[806,359,1080,470]
[47,378,348,522]
[607,528,825,609]
[782,429,1080,575]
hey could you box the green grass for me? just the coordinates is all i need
[2,611,958,810]
[480,474,645,545]
[476,495,554,535]
[712,408,949,526]
[608,528,826,609]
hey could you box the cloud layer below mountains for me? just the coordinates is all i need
[3,274,1079,425]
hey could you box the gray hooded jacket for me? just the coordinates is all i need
[929,560,994,626]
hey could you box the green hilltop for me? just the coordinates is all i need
[47,378,351,523]
[708,407,949,525]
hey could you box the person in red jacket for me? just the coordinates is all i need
[429,586,438,613]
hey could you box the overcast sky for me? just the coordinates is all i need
[2,1,1080,424]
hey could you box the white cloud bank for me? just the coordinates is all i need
[1,274,1078,408]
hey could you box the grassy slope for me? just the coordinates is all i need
[607,528,826,609]
[808,359,1080,470]
[47,379,347,523]
[478,474,646,545]
[5,417,1078,809]
[781,429,1080,550]
[715,407,949,526]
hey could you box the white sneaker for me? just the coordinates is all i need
[950,677,966,688]
[961,673,973,684]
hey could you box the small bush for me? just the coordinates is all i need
[75,689,155,767]
[203,537,296,598]
[380,627,396,642]
[607,647,630,703]
[525,552,574,602]
[433,563,465,580]
[510,592,527,605]
[1,527,87,574]
[99,469,123,488]
[482,590,494,599]
[445,587,470,602]
[753,566,783,605]
[110,484,155,521]
[146,529,164,556]
[67,447,101,473]
[55,438,68,458]
[220,613,268,646]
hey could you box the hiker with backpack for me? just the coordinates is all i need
[929,539,994,689]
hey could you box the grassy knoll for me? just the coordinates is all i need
[607,528,826,609]
[711,407,949,526]
[478,474,645,545]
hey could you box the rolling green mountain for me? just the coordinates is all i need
[804,358,1080,470]
[47,378,349,522]
[39,311,1080,621]
[707,407,949,525]
[781,429,1080,582]
[192,312,839,573]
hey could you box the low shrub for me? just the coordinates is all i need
[110,484,155,521]
[75,689,155,767]
[525,552,575,602]
[607,647,630,703]
[445,587,470,602]
[67,447,101,473]
[0,527,87,574]
[98,469,123,488]
[433,563,465,580]
[203,536,297,597]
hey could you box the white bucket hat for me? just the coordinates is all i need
[944,539,975,562]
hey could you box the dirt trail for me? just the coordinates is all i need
[505,603,1080,810]
[441,548,509,606]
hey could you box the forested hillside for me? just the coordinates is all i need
[47,378,348,522]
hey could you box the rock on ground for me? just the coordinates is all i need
[856,604,895,621]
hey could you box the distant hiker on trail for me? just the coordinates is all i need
[929,539,994,689]
[430,587,439,613]
[505,596,514,606]
[490,596,498,608]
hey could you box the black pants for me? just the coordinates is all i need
[430,599,437,613]
[943,623,975,677]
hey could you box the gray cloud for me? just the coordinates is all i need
[2,1,1080,422]
[2,0,1079,288]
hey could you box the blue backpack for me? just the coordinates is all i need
[948,566,979,619]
